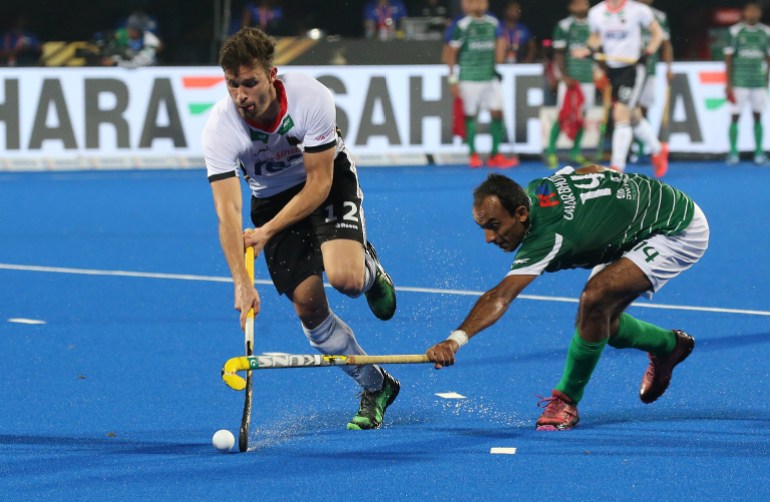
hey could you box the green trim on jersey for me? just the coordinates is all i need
[641,8,670,76]
[510,169,695,275]
[451,15,500,82]
[725,22,770,88]
[552,16,593,83]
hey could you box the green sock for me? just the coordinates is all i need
[729,122,738,155]
[466,117,477,154]
[547,122,560,155]
[554,331,608,404]
[570,128,584,158]
[607,313,676,356]
[635,138,644,157]
[490,119,504,155]
[754,121,763,154]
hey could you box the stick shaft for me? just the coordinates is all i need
[239,246,256,453]
[222,354,430,390]
[246,353,430,369]
[594,53,638,65]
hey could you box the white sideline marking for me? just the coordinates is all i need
[1,262,769,317]
[490,447,517,455]
[435,392,466,399]
[8,318,46,325]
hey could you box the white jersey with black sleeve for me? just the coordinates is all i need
[203,72,347,198]
[588,0,655,68]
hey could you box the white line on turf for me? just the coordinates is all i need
[2,262,769,317]
[7,318,46,325]
[490,447,517,455]
[435,392,466,399]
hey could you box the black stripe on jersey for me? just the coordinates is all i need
[304,139,337,154]
[208,170,237,183]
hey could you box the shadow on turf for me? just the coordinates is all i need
[695,331,770,351]
[0,434,206,455]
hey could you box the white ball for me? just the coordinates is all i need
[212,429,235,452]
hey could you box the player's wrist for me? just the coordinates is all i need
[446,330,469,348]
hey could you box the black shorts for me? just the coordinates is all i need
[607,64,647,108]
[250,152,366,296]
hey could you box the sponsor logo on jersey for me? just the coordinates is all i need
[278,115,295,135]
[513,257,530,265]
[469,40,496,51]
[538,192,560,207]
[605,30,628,41]
[250,129,269,143]
[737,48,766,59]
[536,184,561,207]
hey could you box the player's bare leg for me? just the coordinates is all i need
[320,239,366,298]
[321,238,396,320]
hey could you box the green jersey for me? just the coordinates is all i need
[450,14,502,82]
[724,22,770,88]
[641,7,670,76]
[552,16,593,84]
[509,168,696,276]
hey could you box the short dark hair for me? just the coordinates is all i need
[473,174,530,216]
[219,27,276,75]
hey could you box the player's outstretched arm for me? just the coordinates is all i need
[211,177,261,329]
[426,273,537,369]
[645,19,664,58]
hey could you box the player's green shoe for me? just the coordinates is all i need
[347,370,400,430]
[364,241,396,320]
[545,153,559,169]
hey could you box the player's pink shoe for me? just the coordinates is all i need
[469,153,483,168]
[652,142,669,178]
[640,330,694,404]
[486,153,519,169]
[536,390,579,431]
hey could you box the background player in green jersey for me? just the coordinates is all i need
[545,0,594,169]
[724,2,770,165]
[447,0,518,168]
[425,165,709,430]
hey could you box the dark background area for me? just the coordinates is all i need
[1,0,769,65]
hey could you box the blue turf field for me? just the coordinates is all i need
[1,161,769,500]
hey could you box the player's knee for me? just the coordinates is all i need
[327,270,364,298]
[578,287,612,320]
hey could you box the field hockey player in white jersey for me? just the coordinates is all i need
[203,28,399,431]
[574,0,668,177]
